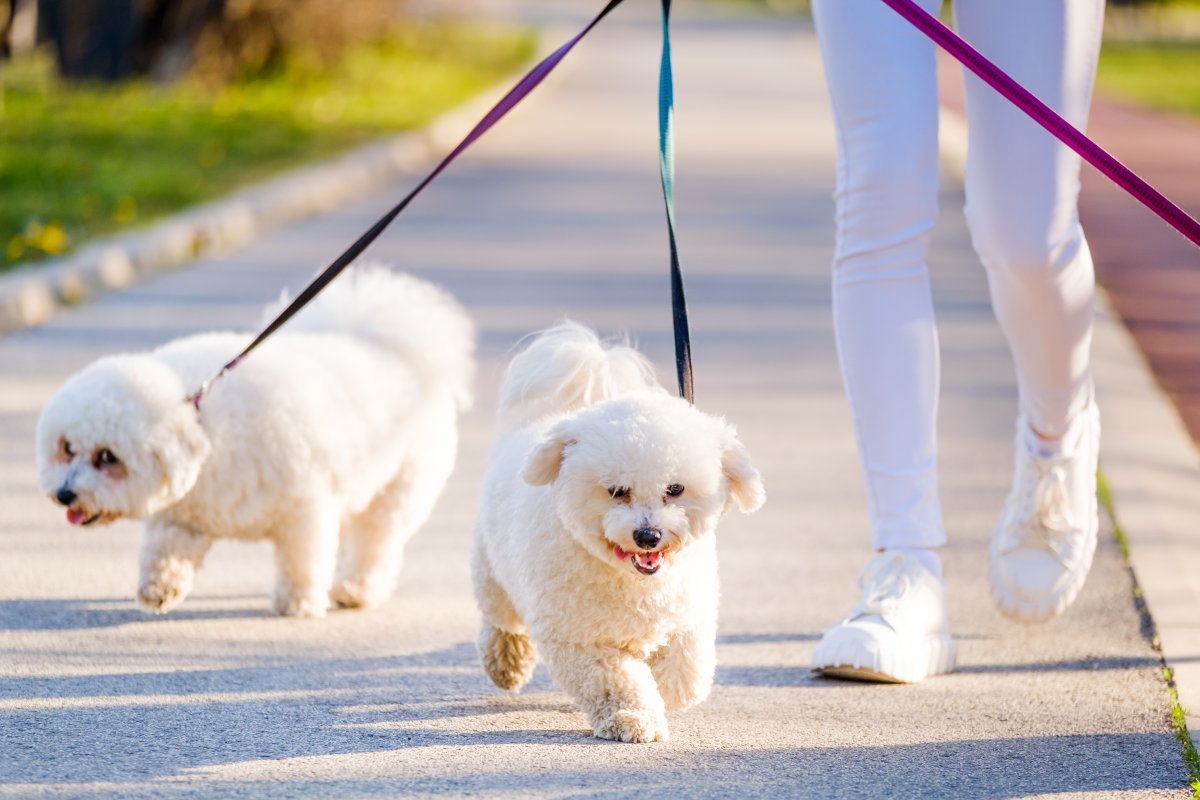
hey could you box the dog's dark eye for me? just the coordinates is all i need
[665,483,685,498]
[61,439,74,458]
[94,449,119,468]
[608,486,630,500]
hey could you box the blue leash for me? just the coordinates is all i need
[659,0,694,403]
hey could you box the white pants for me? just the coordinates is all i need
[811,0,1104,549]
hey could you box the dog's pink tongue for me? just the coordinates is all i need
[66,509,87,526]
[635,552,662,568]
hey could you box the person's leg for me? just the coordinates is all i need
[957,0,1103,439]
[810,0,955,682]
[813,0,945,558]
[956,0,1105,621]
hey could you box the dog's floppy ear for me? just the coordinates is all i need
[522,423,576,486]
[152,407,212,502]
[721,430,764,513]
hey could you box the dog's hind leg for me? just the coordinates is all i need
[273,501,340,618]
[137,521,212,614]
[542,642,669,743]
[330,463,444,610]
[648,625,716,713]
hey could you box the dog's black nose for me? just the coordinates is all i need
[56,487,76,506]
[632,527,662,550]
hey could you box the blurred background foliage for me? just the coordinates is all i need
[719,0,1200,123]
[24,0,451,83]
[1099,0,1200,117]
[0,0,1196,271]
[0,0,534,270]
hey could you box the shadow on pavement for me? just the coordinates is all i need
[1,729,1183,798]
[3,638,1183,796]
[716,632,821,645]
[0,597,271,631]
[956,656,1162,674]
[717,665,825,688]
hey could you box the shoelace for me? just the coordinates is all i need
[1035,465,1072,533]
[1002,454,1077,561]
[851,554,912,620]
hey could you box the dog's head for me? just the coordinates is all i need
[35,355,211,527]
[522,390,764,576]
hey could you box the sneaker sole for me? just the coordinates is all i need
[811,629,957,684]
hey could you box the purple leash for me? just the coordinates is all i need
[188,0,627,407]
[879,0,1200,249]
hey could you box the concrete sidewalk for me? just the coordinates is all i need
[0,4,1189,797]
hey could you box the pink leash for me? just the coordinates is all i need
[879,0,1200,249]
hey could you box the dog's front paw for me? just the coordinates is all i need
[137,558,194,614]
[274,590,328,619]
[479,625,538,691]
[656,678,709,714]
[650,631,715,713]
[593,708,669,744]
[652,656,713,713]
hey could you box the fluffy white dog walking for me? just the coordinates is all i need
[35,266,474,618]
[472,323,765,742]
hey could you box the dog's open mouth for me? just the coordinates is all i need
[66,508,102,526]
[613,544,666,575]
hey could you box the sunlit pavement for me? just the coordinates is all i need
[0,4,1189,797]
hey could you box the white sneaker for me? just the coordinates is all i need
[811,552,957,684]
[990,403,1100,623]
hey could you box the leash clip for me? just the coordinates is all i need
[185,356,240,410]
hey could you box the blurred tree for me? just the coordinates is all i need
[38,0,139,79]
[189,0,407,84]
[134,0,226,82]
[2,0,15,58]
[34,0,402,84]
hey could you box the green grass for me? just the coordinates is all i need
[1164,665,1200,798]
[705,0,810,14]
[1096,470,1200,796]
[1096,41,1200,118]
[0,23,536,270]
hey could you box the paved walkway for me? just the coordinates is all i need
[0,5,1190,797]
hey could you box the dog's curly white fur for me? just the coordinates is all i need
[35,266,474,618]
[472,323,764,743]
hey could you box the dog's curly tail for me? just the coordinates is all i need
[497,321,660,429]
[264,264,475,412]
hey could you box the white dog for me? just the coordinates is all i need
[472,323,764,742]
[35,266,474,618]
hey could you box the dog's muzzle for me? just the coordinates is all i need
[55,485,101,526]
[614,542,667,575]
